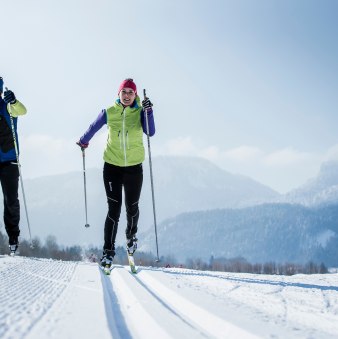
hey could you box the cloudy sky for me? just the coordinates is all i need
[1,0,338,193]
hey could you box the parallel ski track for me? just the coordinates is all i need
[0,256,77,339]
[104,266,258,339]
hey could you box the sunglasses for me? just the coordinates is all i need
[121,90,135,96]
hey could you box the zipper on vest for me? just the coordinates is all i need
[122,107,127,166]
[126,131,130,150]
[118,131,122,149]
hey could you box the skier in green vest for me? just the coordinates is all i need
[77,78,155,268]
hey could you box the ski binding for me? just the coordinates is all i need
[100,264,113,275]
[127,252,137,274]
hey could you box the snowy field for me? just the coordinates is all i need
[0,256,338,338]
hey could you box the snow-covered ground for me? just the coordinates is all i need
[1,256,338,338]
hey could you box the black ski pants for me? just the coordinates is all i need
[103,162,143,255]
[0,162,20,244]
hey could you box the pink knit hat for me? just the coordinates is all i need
[118,78,137,94]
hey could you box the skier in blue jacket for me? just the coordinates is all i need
[0,77,27,254]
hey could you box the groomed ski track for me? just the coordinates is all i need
[0,256,257,339]
[100,266,258,339]
[1,256,338,338]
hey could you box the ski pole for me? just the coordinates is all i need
[5,87,34,248]
[143,89,160,262]
[80,146,90,228]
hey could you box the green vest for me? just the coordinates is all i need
[103,97,145,167]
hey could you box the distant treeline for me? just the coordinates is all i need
[0,231,328,275]
[0,231,83,261]
[184,256,328,275]
[0,231,159,265]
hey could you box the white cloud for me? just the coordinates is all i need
[219,146,323,193]
[161,136,197,155]
[154,137,331,193]
[19,135,80,179]
[199,145,221,161]
[19,132,107,179]
[325,145,338,162]
[263,148,316,167]
[223,145,264,162]
[22,135,70,154]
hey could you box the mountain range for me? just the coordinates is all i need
[1,156,338,265]
[139,159,338,265]
[0,156,279,247]
[139,203,338,266]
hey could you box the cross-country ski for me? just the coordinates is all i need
[127,252,137,274]
[99,263,114,275]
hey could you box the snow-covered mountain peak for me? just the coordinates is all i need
[283,159,338,206]
[317,160,338,187]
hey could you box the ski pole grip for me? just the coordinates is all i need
[143,89,147,99]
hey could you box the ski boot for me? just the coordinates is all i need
[9,244,19,256]
[9,236,19,256]
[126,235,138,255]
[126,236,137,273]
[100,250,114,275]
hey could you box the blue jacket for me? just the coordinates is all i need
[0,97,27,162]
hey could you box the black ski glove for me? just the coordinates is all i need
[142,97,153,111]
[4,90,16,104]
